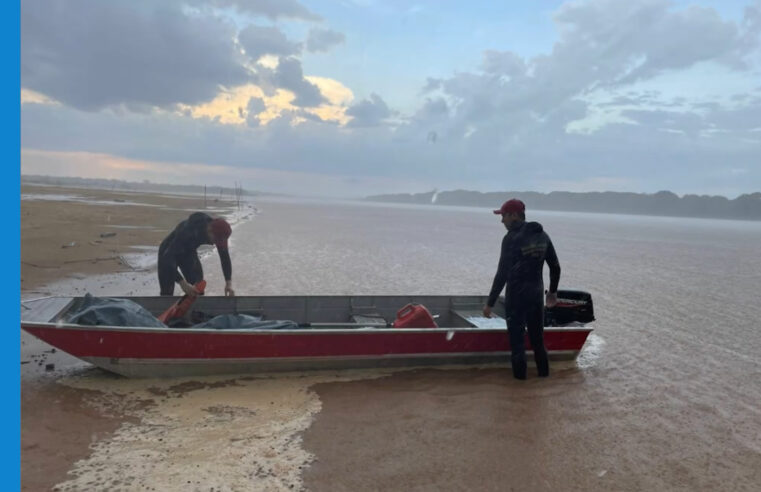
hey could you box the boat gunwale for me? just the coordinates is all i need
[21,320,594,336]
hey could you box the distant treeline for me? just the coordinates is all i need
[365,190,761,221]
[21,174,257,197]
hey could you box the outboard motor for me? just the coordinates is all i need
[544,289,595,326]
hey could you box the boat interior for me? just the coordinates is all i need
[23,295,505,329]
[23,289,594,329]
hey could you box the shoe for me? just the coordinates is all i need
[512,360,527,380]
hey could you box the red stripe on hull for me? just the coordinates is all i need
[22,324,591,360]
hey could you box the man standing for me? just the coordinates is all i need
[483,199,560,380]
[158,212,235,297]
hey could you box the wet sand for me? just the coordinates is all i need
[303,367,761,492]
[21,378,137,492]
[45,369,398,491]
[21,184,238,292]
[21,329,131,491]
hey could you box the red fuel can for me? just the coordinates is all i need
[158,280,206,323]
[392,304,438,328]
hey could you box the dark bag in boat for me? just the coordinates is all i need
[544,290,595,326]
[66,294,166,328]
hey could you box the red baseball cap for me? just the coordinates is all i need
[493,199,525,215]
[210,218,232,249]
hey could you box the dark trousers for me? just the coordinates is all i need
[507,301,549,379]
[158,250,203,296]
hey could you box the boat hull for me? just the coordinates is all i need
[21,323,591,378]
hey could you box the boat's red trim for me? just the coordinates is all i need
[22,323,591,360]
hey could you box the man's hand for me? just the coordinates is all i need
[482,305,493,318]
[545,292,558,308]
[224,281,235,297]
[179,279,199,297]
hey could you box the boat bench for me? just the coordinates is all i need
[450,308,506,329]
[350,314,388,326]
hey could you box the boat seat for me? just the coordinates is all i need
[350,314,388,326]
[451,309,506,329]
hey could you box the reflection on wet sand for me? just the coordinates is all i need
[52,369,395,490]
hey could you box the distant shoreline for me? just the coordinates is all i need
[365,189,761,221]
[21,173,260,198]
[21,174,761,221]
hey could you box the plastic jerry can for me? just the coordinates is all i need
[392,304,438,328]
[158,280,207,323]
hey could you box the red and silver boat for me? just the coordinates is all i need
[21,292,595,378]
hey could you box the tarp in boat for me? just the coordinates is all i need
[66,294,167,328]
[192,314,299,330]
[68,295,300,330]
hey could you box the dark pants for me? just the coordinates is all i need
[158,250,203,296]
[507,301,549,379]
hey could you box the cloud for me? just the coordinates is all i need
[273,57,326,107]
[182,76,352,126]
[550,0,756,88]
[406,0,761,146]
[21,0,252,110]
[246,97,266,126]
[238,25,301,60]
[191,0,322,21]
[346,93,390,127]
[20,1,329,112]
[18,0,761,197]
[20,89,59,106]
[480,50,527,78]
[620,109,706,138]
[20,86,761,197]
[413,97,449,122]
[302,76,353,124]
[420,78,442,94]
[305,28,346,53]
[186,84,278,124]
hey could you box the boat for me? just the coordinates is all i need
[20,291,595,378]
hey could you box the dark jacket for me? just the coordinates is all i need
[159,212,232,282]
[487,221,560,307]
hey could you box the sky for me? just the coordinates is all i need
[20,0,761,198]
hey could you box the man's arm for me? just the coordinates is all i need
[218,248,232,281]
[218,247,235,296]
[544,237,560,308]
[487,236,509,307]
[545,238,560,293]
